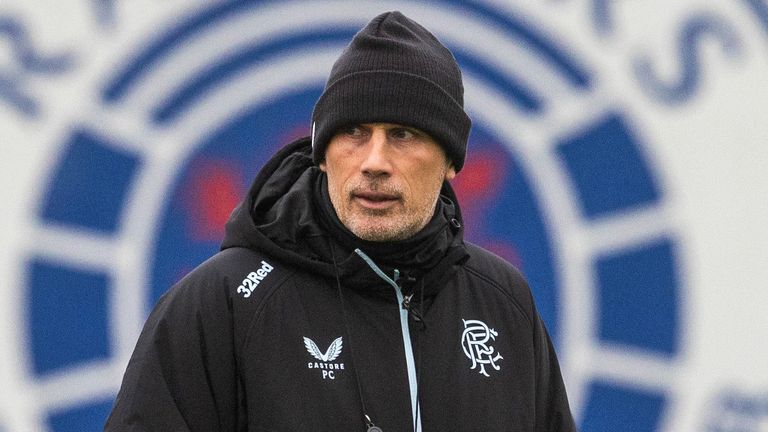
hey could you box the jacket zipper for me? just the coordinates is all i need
[354,249,421,432]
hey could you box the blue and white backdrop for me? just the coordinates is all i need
[1,1,767,431]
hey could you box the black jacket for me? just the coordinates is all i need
[106,137,576,431]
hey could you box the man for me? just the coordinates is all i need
[106,11,576,432]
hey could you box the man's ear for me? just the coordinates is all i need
[319,160,327,172]
[445,164,456,181]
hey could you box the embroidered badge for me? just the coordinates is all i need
[303,336,344,380]
[461,319,503,377]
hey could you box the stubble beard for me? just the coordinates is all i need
[333,180,440,242]
[345,205,431,242]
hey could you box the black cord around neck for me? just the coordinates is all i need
[329,243,381,432]
[414,278,426,430]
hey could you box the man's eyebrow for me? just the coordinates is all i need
[390,125,422,133]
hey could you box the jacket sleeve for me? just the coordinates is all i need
[533,312,578,432]
[105,259,242,432]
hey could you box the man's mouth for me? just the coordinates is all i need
[352,191,401,210]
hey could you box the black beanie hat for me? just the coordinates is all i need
[311,11,472,171]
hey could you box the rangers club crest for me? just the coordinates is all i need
[462,319,503,377]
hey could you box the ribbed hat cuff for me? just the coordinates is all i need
[312,70,471,171]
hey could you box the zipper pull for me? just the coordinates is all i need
[365,414,383,432]
[395,269,424,323]
[402,293,412,310]
[402,294,423,322]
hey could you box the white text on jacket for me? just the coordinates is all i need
[237,261,273,298]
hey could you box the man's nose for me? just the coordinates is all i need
[360,129,392,176]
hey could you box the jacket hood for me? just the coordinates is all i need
[221,137,468,294]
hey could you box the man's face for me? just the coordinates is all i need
[319,123,456,242]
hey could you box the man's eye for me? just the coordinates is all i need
[391,128,415,140]
[342,125,364,136]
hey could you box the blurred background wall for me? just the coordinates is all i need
[1,1,767,431]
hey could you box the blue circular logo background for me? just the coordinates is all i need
[27,2,682,430]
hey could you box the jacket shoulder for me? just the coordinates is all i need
[461,242,537,324]
[155,247,291,320]
[179,246,287,290]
